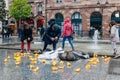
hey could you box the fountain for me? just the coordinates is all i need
[89,29,101,50]
[93,29,99,45]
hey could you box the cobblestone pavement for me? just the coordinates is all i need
[1,36,120,80]
[0,49,120,80]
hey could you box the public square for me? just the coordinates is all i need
[1,0,120,80]
[0,36,120,80]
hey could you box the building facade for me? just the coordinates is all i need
[45,0,120,39]
[8,0,120,38]
[8,0,45,34]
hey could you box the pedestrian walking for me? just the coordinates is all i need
[1,26,8,39]
[109,20,120,58]
[20,23,33,52]
[62,18,74,51]
[42,19,61,51]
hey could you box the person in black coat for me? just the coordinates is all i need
[42,19,61,51]
[20,23,33,52]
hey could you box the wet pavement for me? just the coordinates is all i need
[0,36,120,56]
[0,36,120,80]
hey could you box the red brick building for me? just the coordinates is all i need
[8,0,120,39]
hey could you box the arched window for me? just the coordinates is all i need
[72,12,82,20]
[74,0,80,2]
[90,12,102,28]
[55,13,64,26]
[90,11,102,38]
[111,10,120,23]
[71,12,82,37]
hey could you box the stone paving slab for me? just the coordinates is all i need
[1,36,120,80]
[0,49,120,80]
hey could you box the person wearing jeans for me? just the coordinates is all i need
[62,18,74,51]
[62,36,74,50]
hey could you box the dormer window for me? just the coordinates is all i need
[74,0,80,2]
[56,0,62,3]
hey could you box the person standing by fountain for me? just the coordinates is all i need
[109,20,120,58]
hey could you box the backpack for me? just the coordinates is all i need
[4,29,7,34]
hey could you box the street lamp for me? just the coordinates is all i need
[44,0,47,27]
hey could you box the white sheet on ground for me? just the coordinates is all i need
[38,47,64,60]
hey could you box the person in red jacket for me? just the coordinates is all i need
[62,18,74,51]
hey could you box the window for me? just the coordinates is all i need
[56,0,62,3]
[74,0,80,2]
[38,4,42,15]
[72,12,82,19]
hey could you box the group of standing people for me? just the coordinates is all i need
[1,25,13,39]
[19,18,120,59]
[20,18,75,53]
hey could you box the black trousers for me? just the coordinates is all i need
[43,41,57,51]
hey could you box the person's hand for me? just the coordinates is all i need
[51,37,55,41]
[55,37,58,40]
[28,37,30,40]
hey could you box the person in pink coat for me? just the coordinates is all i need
[62,18,74,51]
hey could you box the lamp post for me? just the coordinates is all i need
[96,0,109,13]
[96,0,109,38]
[44,0,47,27]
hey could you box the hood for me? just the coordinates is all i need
[64,18,71,24]
[48,19,55,26]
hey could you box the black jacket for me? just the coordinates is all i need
[21,28,33,42]
[43,23,61,44]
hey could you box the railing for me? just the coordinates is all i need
[73,30,89,38]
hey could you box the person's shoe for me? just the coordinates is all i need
[38,49,43,54]
[28,50,31,53]
[113,54,120,59]
[113,52,116,57]
[20,50,24,53]
[72,49,75,51]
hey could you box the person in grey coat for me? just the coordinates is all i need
[109,20,120,58]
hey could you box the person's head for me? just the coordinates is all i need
[24,23,30,29]
[64,18,71,24]
[48,19,57,30]
[109,20,116,27]
[48,19,55,25]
